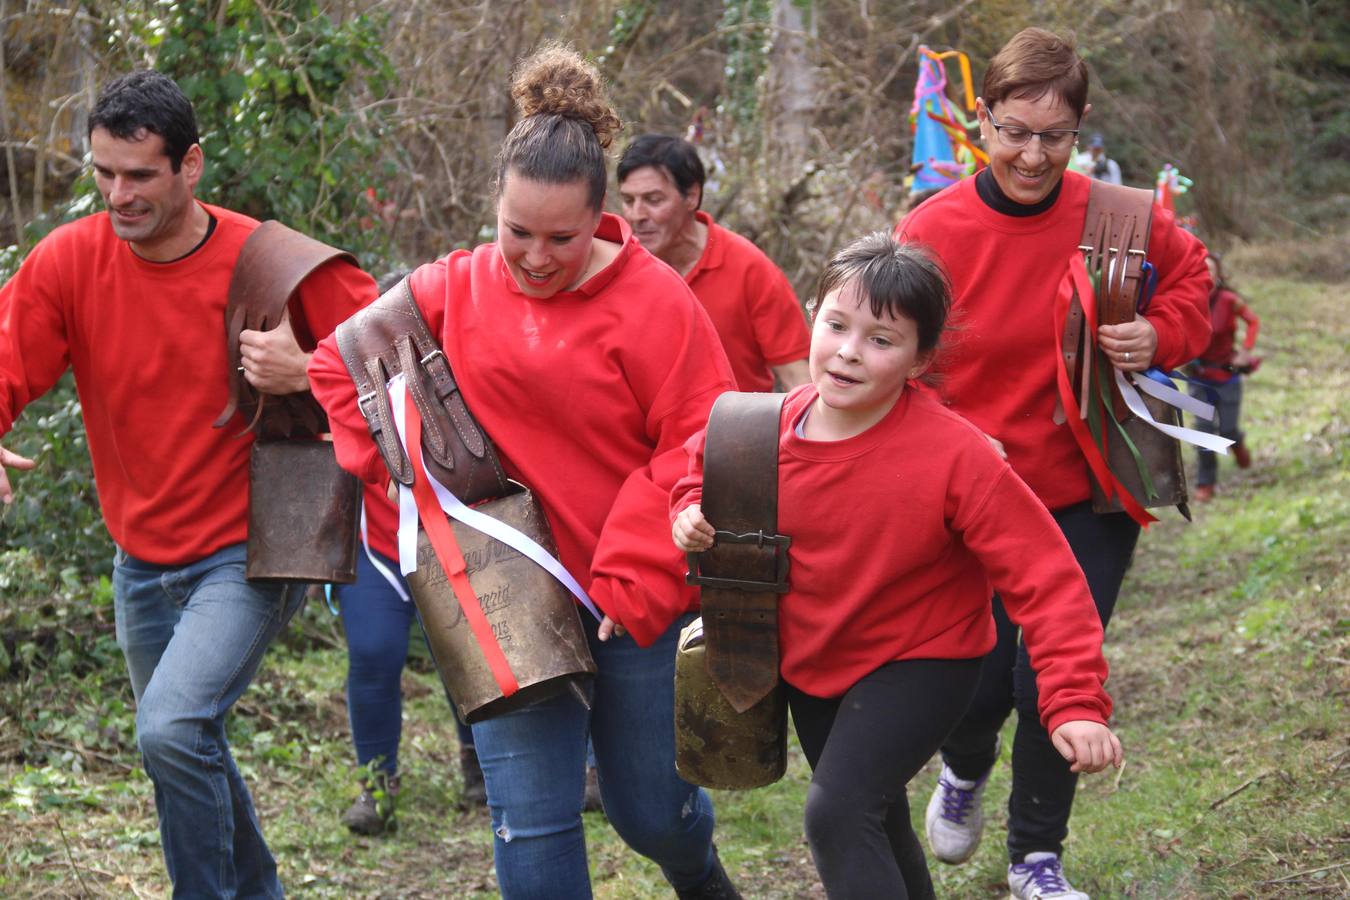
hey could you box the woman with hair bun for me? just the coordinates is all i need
[309,44,741,899]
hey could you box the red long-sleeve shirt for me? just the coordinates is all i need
[1195,287,1259,383]
[897,171,1211,511]
[686,212,811,392]
[671,385,1111,733]
[309,213,735,646]
[0,204,378,564]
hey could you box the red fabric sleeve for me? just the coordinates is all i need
[0,234,72,437]
[952,464,1112,733]
[1142,208,1212,369]
[1237,300,1260,350]
[669,427,709,521]
[588,377,728,646]
[750,265,811,368]
[290,257,379,350]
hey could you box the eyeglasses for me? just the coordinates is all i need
[986,109,1080,152]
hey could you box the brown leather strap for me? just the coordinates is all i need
[334,277,509,503]
[214,220,357,438]
[688,391,789,713]
[1075,182,1154,419]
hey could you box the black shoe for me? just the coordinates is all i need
[341,772,399,836]
[675,847,742,900]
[459,745,487,808]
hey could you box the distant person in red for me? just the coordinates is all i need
[1188,252,1260,501]
[897,28,1211,900]
[618,134,811,391]
[0,70,377,896]
[672,233,1121,900]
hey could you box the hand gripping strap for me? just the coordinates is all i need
[214,220,357,439]
[335,277,509,502]
[687,391,789,713]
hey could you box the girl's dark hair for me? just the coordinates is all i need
[982,28,1090,120]
[814,232,951,353]
[496,44,622,212]
[1206,251,1229,292]
[88,70,199,172]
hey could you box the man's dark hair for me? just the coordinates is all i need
[88,71,199,172]
[617,134,706,206]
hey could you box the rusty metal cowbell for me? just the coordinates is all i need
[1063,184,1189,516]
[335,281,595,722]
[676,391,790,790]
[674,617,787,790]
[217,221,363,584]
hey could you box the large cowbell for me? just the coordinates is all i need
[404,487,596,724]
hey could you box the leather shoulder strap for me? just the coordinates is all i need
[1078,182,1155,326]
[214,220,358,436]
[701,392,787,550]
[334,278,509,501]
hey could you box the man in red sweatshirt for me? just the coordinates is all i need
[0,71,376,897]
[618,134,811,392]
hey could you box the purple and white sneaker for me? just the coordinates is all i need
[924,763,989,864]
[1007,852,1090,900]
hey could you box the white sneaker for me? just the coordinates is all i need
[924,763,989,864]
[1007,852,1089,899]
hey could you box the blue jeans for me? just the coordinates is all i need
[1190,377,1243,486]
[114,543,304,899]
[471,613,717,899]
[333,549,473,775]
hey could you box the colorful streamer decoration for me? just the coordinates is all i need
[1155,163,1193,212]
[908,46,987,195]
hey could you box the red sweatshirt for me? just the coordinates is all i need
[0,204,378,564]
[671,385,1111,733]
[686,212,810,392]
[309,213,736,646]
[897,171,1211,511]
[1195,287,1259,383]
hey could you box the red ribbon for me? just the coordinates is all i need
[403,396,520,698]
[1054,253,1156,528]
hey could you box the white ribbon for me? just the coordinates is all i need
[1115,368,1235,454]
[1130,371,1216,421]
[386,374,602,622]
[359,499,411,603]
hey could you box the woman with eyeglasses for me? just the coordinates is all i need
[897,28,1211,900]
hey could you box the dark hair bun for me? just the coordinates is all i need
[511,43,621,149]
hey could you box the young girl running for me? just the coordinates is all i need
[672,233,1123,900]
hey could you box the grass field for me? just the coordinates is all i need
[2,246,1346,898]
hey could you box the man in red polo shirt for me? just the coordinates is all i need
[618,134,810,392]
[0,71,377,896]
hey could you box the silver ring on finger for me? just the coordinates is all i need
[1125,351,1132,363]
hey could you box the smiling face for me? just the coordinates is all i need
[91,126,202,260]
[809,279,932,433]
[496,170,602,298]
[617,165,699,263]
[977,93,1085,206]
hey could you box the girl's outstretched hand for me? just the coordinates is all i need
[672,503,716,552]
[1050,721,1124,774]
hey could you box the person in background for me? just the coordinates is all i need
[1075,133,1121,185]
[897,28,1210,900]
[618,134,811,392]
[1187,251,1260,501]
[0,70,378,896]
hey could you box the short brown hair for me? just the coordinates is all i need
[982,28,1089,120]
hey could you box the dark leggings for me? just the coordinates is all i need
[787,657,983,900]
[940,501,1139,862]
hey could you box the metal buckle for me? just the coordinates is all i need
[420,348,445,367]
[685,529,792,593]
